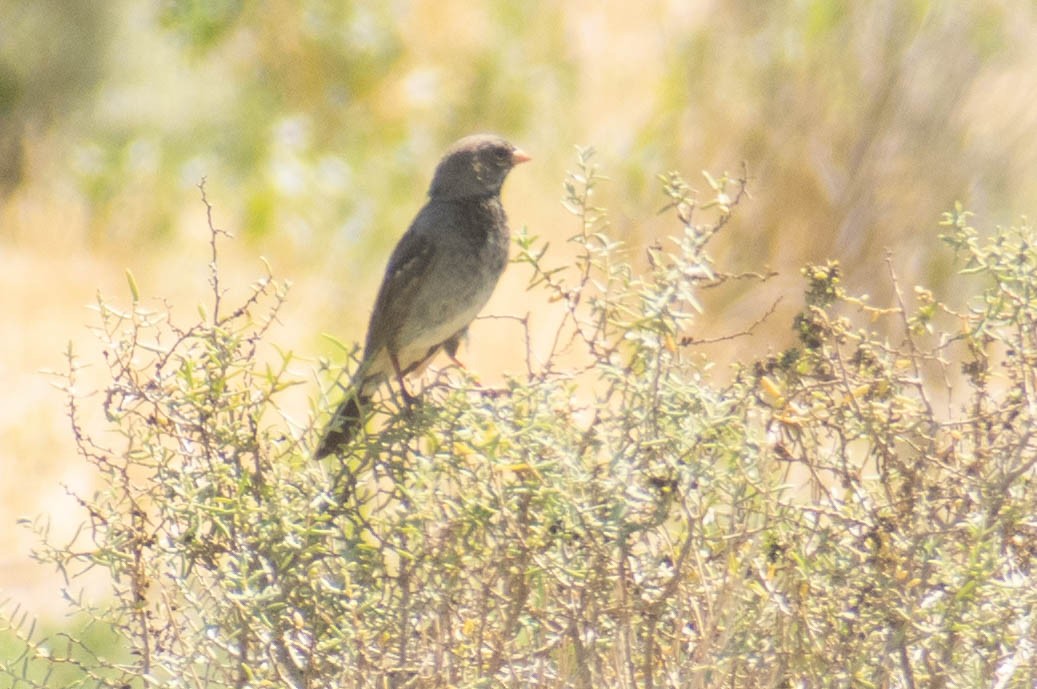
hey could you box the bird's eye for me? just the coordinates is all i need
[493,148,511,163]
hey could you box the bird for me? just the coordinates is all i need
[315,134,530,458]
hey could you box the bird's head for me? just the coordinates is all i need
[429,134,531,201]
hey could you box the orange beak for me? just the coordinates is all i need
[511,148,532,165]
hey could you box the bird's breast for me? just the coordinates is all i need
[395,200,509,357]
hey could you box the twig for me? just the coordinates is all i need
[197,178,232,323]
[680,297,782,346]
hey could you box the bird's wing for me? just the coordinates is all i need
[363,222,438,366]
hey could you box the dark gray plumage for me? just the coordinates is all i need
[315,134,530,458]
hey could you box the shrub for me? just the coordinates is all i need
[2,158,1035,689]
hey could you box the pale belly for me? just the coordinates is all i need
[398,279,494,360]
[363,273,497,381]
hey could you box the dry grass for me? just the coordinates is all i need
[4,0,1037,622]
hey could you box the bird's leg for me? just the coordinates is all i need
[445,351,467,370]
[389,351,417,405]
[443,330,470,371]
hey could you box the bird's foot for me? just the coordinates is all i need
[445,352,468,370]
[475,384,508,399]
[400,386,419,406]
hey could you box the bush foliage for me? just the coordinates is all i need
[2,155,1036,689]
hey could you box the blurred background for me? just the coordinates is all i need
[2,0,1036,611]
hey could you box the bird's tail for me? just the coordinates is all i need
[315,389,371,459]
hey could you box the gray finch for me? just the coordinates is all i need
[315,134,530,458]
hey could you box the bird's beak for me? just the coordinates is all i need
[511,148,532,165]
